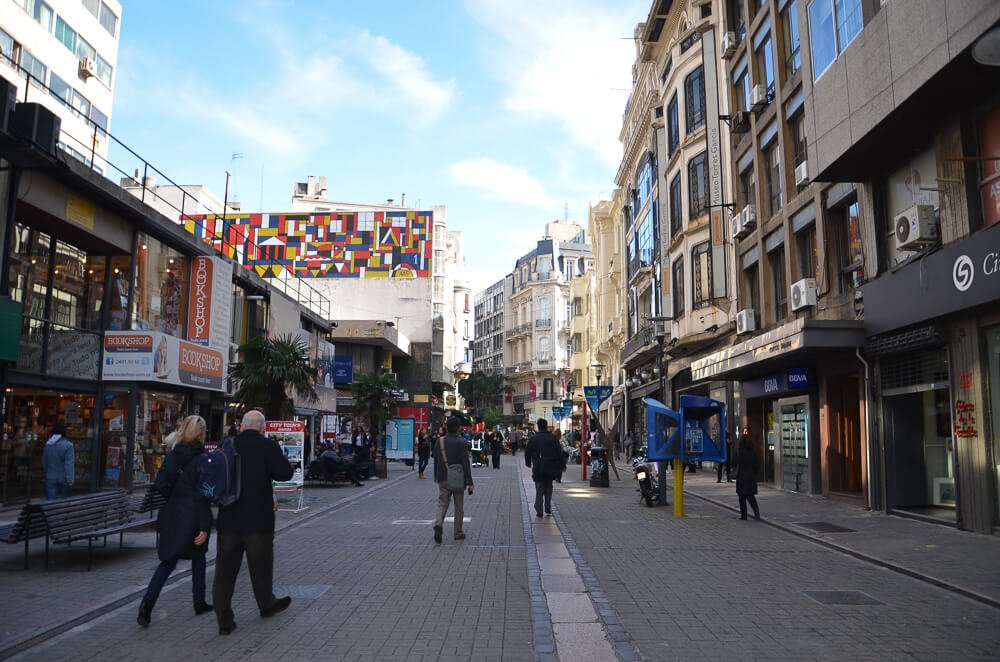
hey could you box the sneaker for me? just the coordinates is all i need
[454,532,466,540]
[219,622,237,635]
[433,525,443,544]
[260,596,291,618]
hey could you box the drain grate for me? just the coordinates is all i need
[272,584,332,600]
[793,521,857,534]
[803,590,883,605]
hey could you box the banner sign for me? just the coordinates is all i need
[562,399,573,409]
[186,256,232,348]
[333,356,354,383]
[584,386,613,412]
[385,418,415,460]
[102,330,226,391]
[265,420,307,512]
[322,414,338,441]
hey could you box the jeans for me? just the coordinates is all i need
[45,480,72,501]
[492,453,500,469]
[418,457,429,474]
[143,554,207,607]
[534,479,554,515]
[213,531,278,627]
[434,483,465,535]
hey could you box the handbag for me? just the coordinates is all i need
[440,438,466,493]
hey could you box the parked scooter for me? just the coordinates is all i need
[632,452,660,507]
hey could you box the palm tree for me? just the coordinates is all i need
[458,372,505,417]
[352,371,400,444]
[228,333,318,419]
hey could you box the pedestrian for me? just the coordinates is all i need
[718,432,735,483]
[212,410,294,635]
[525,419,566,517]
[417,428,431,479]
[137,415,213,627]
[432,417,474,543]
[735,427,760,521]
[319,445,364,486]
[491,430,502,469]
[41,423,74,501]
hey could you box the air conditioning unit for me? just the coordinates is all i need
[794,161,810,187]
[721,32,737,59]
[749,84,768,112]
[732,209,752,240]
[736,309,756,334]
[78,57,96,79]
[894,204,938,251]
[11,102,61,156]
[741,204,758,231]
[790,278,817,311]
[731,110,751,134]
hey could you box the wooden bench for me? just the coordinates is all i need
[129,484,168,519]
[0,503,48,569]
[36,491,152,570]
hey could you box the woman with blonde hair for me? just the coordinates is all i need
[137,415,213,626]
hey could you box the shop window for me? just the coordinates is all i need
[692,241,712,309]
[672,257,685,318]
[133,234,188,336]
[669,174,682,238]
[795,223,817,279]
[769,246,787,322]
[829,197,863,294]
[135,391,187,486]
[987,326,1000,522]
[667,93,679,156]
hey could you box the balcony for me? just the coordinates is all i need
[513,394,531,405]
[534,357,553,369]
[620,324,656,366]
[535,319,551,329]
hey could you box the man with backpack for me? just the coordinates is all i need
[212,410,293,635]
[525,419,566,518]
[432,417,474,544]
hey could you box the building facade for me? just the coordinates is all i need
[473,278,505,375]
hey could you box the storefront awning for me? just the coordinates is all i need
[691,318,865,382]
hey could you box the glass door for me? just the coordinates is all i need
[778,400,810,493]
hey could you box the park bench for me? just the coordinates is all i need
[37,491,152,570]
[129,483,168,520]
[0,502,49,569]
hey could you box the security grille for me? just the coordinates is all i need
[880,349,948,391]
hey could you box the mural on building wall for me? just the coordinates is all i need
[182,210,433,278]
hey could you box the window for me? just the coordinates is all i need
[795,224,817,279]
[21,50,46,87]
[764,142,782,217]
[672,258,685,317]
[55,16,77,53]
[24,0,53,32]
[538,297,550,323]
[809,0,862,80]
[637,213,654,266]
[661,57,673,84]
[740,165,756,209]
[572,297,583,316]
[626,234,637,278]
[728,0,746,40]
[684,67,706,132]
[769,247,787,321]
[48,72,71,105]
[98,3,118,36]
[734,65,751,112]
[831,199,863,294]
[679,30,701,54]
[692,242,712,309]
[669,174,682,238]
[790,112,808,166]
[688,152,709,219]
[70,89,91,120]
[75,35,96,63]
[667,94,679,156]
[133,235,188,336]
[538,338,550,361]
[756,33,775,93]
[783,0,801,76]
[636,157,654,211]
[0,28,14,61]
[571,333,582,353]
[744,263,760,318]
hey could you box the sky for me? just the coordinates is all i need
[109,0,645,294]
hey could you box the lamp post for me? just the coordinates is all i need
[650,317,671,507]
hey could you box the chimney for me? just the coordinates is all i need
[401,193,405,206]
[387,198,394,205]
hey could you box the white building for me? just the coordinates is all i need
[472,278,505,375]
[1,0,121,167]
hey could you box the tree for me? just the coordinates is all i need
[352,371,400,441]
[458,372,505,417]
[228,334,318,420]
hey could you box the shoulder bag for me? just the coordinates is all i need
[440,438,466,493]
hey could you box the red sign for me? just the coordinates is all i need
[529,381,536,399]
[187,257,214,346]
[397,406,428,428]
[265,421,306,433]
[104,334,153,352]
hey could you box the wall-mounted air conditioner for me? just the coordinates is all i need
[732,209,753,240]
[794,161,809,187]
[790,278,817,312]
[741,204,758,231]
[736,309,756,334]
[749,84,768,112]
[721,32,737,59]
[78,57,96,79]
[894,204,938,251]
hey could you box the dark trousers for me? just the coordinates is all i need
[418,457,429,474]
[534,479,554,515]
[716,462,731,482]
[143,554,206,607]
[738,494,760,519]
[492,452,500,469]
[213,531,278,627]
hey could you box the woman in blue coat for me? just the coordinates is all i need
[137,415,213,626]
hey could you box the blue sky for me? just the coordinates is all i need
[109,0,644,293]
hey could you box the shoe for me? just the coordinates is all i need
[716,479,722,483]
[353,482,364,487]
[261,596,292,618]
[740,516,748,520]
[544,508,551,514]
[418,473,424,479]
[219,622,237,635]
[454,532,466,540]
[136,600,152,627]
[433,525,443,544]
[194,602,213,615]
[753,513,761,521]
[535,511,543,518]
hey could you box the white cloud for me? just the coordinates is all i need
[450,157,553,209]
[357,33,457,123]
[465,0,641,165]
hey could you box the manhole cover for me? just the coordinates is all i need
[272,584,332,600]
[803,590,882,605]
[793,521,857,534]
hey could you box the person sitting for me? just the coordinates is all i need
[319,447,363,486]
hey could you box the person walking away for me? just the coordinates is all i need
[432,417,474,543]
[137,415,213,626]
[491,430,502,469]
[718,432,736,483]
[525,419,566,517]
[42,423,74,500]
[213,410,294,635]
[735,427,760,520]
[417,428,431,478]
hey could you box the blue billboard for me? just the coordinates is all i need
[333,356,354,384]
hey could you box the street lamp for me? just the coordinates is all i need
[649,316,671,506]
[591,362,605,439]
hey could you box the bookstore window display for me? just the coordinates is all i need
[100,390,129,488]
[133,235,188,336]
[134,391,186,486]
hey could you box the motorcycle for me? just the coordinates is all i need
[632,453,660,507]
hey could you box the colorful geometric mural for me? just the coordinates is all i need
[181,210,433,278]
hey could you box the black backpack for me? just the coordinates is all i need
[535,440,563,480]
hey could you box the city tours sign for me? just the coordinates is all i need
[101,330,227,391]
[265,420,307,512]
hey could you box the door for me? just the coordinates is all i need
[776,398,810,493]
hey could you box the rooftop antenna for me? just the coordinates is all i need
[564,203,568,222]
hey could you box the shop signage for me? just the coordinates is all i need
[742,368,810,399]
[863,221,1000,335]
[322,415,338,440]
[102,330,227,392]
[333,356,353,383]
[265,421,307,512]
[397,406,428,428]
[186,257,233,348]
[584,386,613,411]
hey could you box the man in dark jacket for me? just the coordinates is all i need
[212,410,294,635]
[525,419,566,518]
[432,417,474,543]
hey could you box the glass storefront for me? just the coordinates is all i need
[134,390,186,486]
[987,325,1000,523]
[1,388,96,503]
[133,234,187,335]
[99,389,130,489]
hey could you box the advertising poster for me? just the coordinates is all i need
[385,418,415,460]
[265,420,308,512]
[102,331,227,392]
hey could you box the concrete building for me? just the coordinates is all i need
[1,0,121,167]
[472,278,505,375]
